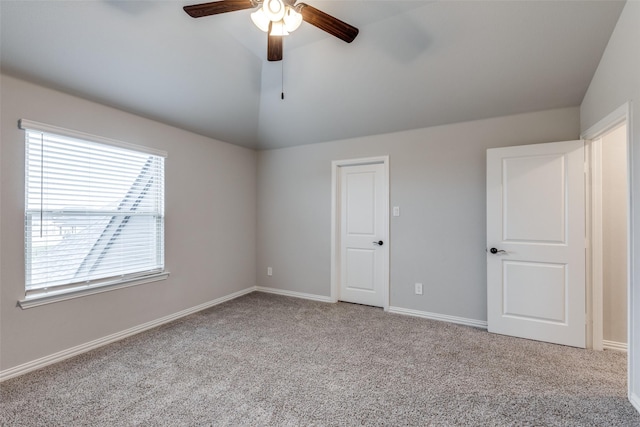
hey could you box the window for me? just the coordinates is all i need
[21,120,166,304]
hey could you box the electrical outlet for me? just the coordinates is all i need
[415,283,423,295]
[267,267,273,276]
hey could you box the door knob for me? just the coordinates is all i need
[373,240,384,246]
[488,247,507,254]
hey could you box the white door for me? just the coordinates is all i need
[338,162,388,307]
[487,140,586,348]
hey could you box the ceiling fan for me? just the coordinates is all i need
[183,0,359,61]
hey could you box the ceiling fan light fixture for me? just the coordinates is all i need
[269,20,289,36]
[283,7,302,32]
[184,0,360,61]
[251,8,270,32]
[263,0,286,22]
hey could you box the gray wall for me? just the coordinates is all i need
[0,75,257,371]
[602,124,628,344]
[257,107,580,322]
[580,0,640,405]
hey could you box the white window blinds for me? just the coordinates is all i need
[22,121,165,296]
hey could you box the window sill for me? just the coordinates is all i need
[18,272,170,309]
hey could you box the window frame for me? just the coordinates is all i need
[18,119,169,309]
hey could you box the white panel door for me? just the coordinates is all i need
[339,163,387,307]
[487,140,585,348]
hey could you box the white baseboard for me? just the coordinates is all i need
[0,286,255,382]
[256,286,334,303]
[388,306,488,329]
[256,290,486,331]
[630,392,640,414]
[603,340,628,352]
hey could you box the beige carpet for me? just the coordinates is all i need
[1,292,638,426]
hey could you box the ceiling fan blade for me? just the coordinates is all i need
[267,32,283,62]
[298,3,358,43]
[183,0,255,18]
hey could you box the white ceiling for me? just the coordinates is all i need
[0,1,625,150]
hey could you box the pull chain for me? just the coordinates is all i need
[281,55,285,100]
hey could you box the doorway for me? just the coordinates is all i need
[485,122,631,352]
[331,156,389,309]
[588,122,630,352]
[581,103,634,411]
[581,102,640,411]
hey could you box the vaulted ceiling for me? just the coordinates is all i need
[0,1,625,150]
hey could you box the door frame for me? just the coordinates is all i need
[330,156,390,309]
[581,102,633,398]
[586,121,629,352]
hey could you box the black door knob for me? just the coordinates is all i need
[490,247,498,254]
[373,240,384,246]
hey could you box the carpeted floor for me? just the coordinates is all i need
[1,292,639,426]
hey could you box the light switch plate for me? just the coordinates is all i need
[393,206,400,217]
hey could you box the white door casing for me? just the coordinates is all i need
[331,157,389,308]
[581,102,634,411]
[487,140,586,348]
